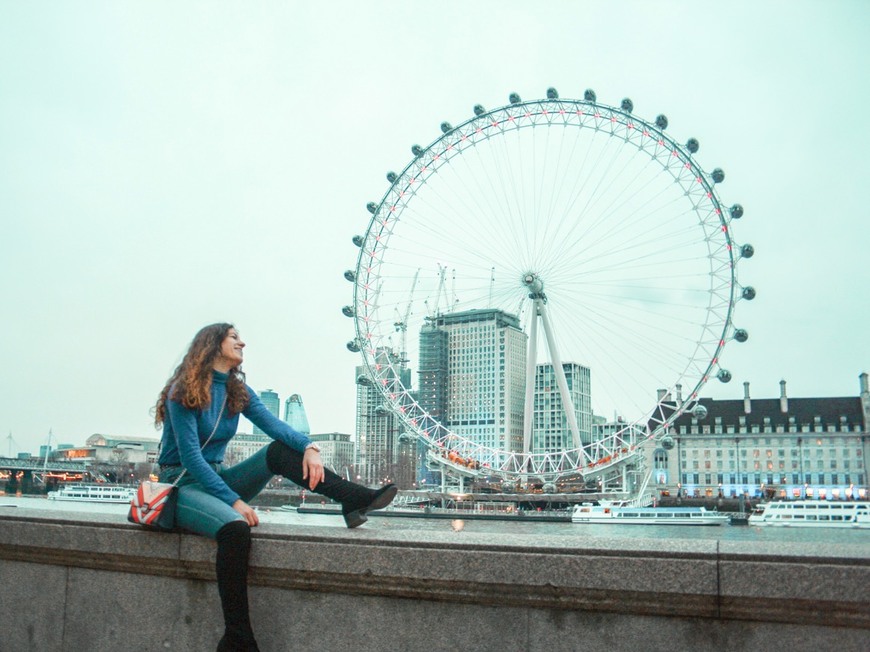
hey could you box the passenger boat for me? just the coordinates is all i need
[571,503,729,525]
[47,484,137,503]
[748,500,870,529]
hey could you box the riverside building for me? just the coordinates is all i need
[308,432,354,478]
[54,434,160,466]
[418,308,527,454]
[354,348,412,486]
[533,362,592,451]
[253,389,280,435]
[651,375,870,500]
[283,393,311,436]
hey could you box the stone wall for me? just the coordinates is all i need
[0,508,868,651]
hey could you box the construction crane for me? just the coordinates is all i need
[393,269,420,366]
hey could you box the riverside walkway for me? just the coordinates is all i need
[1,505,868,652]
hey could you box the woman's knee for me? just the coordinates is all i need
[265,440,300,474]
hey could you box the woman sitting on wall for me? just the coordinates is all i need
[154,322,397,652]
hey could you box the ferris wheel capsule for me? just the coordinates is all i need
[655,114,668,130]
[711,168,725,183]
[352,235,363,247]
[509,92,522,104]
[366,201,378,214]
[693,404,709,420]
[346,340,361,353]
[733,328,749,342]
[440,121,453,134]
[686,138,699,154]
[742,286,757,300]
[741,243,755,258]
[546,87,559,99]
[341,305,355,318]
[473,104,486,116]
[386,171,398,183]
[411,144,424,157]
[343,270,356,282]
[717,369,732,383]
[730,204,744,219]
[660,435,675,450]
[583,88,596,102]
[621,98,634,113]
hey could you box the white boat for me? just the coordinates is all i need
[571,503,729,525]
[748,500,870,529]
[47,484,137,503]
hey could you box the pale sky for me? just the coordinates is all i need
[2,0,868,455]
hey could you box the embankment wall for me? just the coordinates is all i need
[0,508,867,652]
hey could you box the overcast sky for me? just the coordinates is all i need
[1,0,868,456]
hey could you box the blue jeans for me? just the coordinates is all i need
[158,445,273,539]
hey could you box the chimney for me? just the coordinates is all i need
[860,372,869,396]
[676,383,683,403]
[743,381,751,414]
[657,388,668,401]
[780,380,788,413]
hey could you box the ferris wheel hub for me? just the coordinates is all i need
[522,272,544,294]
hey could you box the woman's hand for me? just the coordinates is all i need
[232,499,259,527]
[302,448,325,490]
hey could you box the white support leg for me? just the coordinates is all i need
[522,307,539,456]
[538,301,582,450]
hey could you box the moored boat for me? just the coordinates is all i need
[571,503,729,525]
[748,500,870,529]
[47,484,137,503]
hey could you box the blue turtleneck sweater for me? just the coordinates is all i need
[157,371,312,505]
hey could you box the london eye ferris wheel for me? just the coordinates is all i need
[344,88,755,489]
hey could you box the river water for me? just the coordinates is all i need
[3,495,868,548]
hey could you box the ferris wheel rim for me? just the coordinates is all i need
[350,92,745,482]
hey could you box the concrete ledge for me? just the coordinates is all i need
[1,508,868,652]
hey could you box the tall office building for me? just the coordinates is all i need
[419,308,527,454]
[533,362,593,451]
[355,348,412,486]
[253,389,280,434]
[283,394,311,436]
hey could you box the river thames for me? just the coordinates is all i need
[3,495,868,547]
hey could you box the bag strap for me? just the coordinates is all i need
[172,395,227,487]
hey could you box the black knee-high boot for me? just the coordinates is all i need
[215,521,260,652]
[266,441,397,527]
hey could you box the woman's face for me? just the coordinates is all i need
[219,328,245,367]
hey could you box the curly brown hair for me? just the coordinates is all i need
[154,323,250,427]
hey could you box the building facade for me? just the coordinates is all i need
[533,362,592,451]
[651,376,870,500]
[418,309,527,454]
[354,348,411,486]
[55,434,160,465]
[225,432,272,465]
[253,389,280,435]
[283,394,311,435]
[309,432,355,477]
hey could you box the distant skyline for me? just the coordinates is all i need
[2,1,868,455]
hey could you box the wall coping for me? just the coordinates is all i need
[2,508,868,630]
